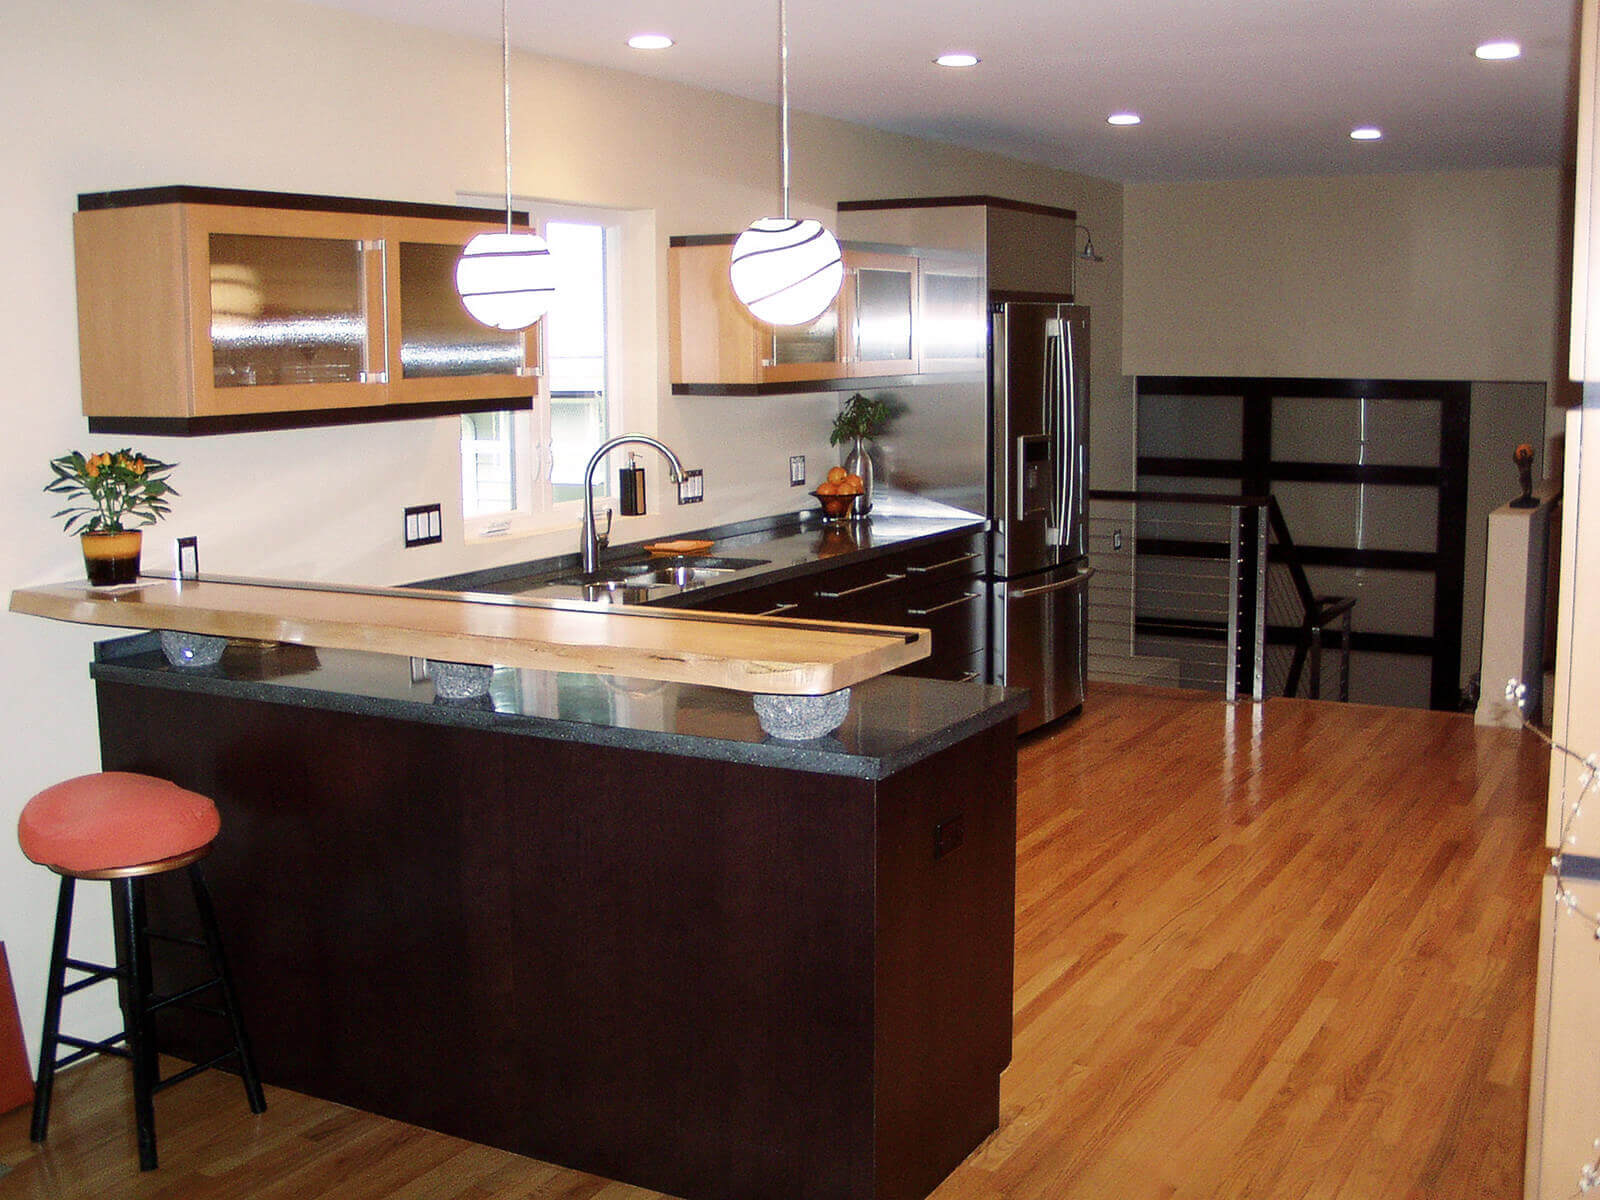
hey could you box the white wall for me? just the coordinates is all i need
[0,0,1122,1059]
[1123,169,1563,383]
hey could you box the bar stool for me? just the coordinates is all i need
[17,771,266,1170]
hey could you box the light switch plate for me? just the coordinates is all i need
[677,468,704,504]
[789,455,806,486]
[404,503,443,547]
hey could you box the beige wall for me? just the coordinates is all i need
[1123,169,1562,382]
[0,0,1122,1054]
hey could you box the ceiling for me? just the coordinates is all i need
[306,0,1577,183]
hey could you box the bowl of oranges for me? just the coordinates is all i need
[812,466,866,521]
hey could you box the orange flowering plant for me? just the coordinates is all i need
[45,449,178,534]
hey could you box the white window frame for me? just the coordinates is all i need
[458,196,658,543]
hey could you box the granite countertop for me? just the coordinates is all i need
[92,631,1024,780]
[415,509,986,605]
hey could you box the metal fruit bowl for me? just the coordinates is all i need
[810,489,861,522]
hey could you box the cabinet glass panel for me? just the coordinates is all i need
[398,242,524,378]
[770,309,840,365]
[209,233,366,388]
[854,267,913,362]
[1272,396,1442,466]
[1271,481,1437,552]
[920,273,985,361]
[1138,393,1244,458]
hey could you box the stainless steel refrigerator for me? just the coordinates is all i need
[988,301,1092,732]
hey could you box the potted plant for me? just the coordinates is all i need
[829,393,889,516]
[44,449,178,585]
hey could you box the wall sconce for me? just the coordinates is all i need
[1075,224,1105,263]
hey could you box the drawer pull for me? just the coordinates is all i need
[815,572,906,600]
[907,591,981,617]
[905,552,980,574]
[757,602,799,616]
[956,670,980,683]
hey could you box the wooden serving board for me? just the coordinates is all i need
[9,577,928,696]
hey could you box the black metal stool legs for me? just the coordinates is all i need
[187,864,266,1115]
[29,875,76,1144]
[27,862,265,1172]
[110,876,160,1170]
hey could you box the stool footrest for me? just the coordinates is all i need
[148,977,222,1014]
[54,1033,132,1069]
[146,931,206,949]
[152,1050,241,1094]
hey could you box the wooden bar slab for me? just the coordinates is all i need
[8,577,929,696]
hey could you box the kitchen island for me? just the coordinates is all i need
[88,630,1024,1200]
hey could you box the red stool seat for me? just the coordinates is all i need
[18,772,220,876]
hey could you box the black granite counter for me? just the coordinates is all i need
[415,510,986,606]
[93,631,1024,780]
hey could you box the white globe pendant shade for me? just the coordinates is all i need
[730,217,844,327]
[454,230,555,331]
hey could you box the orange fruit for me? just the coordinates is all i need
[842,474,864,493]
[816,480,839,495]
[826,466,848,485]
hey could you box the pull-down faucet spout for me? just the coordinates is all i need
[580,434,687,575]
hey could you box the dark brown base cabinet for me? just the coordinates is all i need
[94,668,1018,1200]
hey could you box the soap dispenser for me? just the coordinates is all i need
[619,453,646,516]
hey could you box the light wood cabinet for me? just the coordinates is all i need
[668,236,919,393]
[74,187,543,434]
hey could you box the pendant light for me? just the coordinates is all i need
[455,0,554,331]
[729,0,844,327]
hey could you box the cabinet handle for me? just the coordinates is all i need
[516,319,545,378]
[905,552,980,574]
[757,602,799,616]
[360,237,389,385]
[907,591,981,617]
[815,572,906,599]
[957,670,980,683]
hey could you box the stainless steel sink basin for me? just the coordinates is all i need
[638,564,737,586]
[519,554,771,602]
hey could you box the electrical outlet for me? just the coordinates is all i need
[789,455,806,486]
[677,468,704,504]
[404,503,443,547]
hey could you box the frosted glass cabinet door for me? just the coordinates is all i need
[208,232,370,391]
[848,251,918,377]
[181,204,390,417]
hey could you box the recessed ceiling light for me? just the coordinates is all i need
[627,33,674,50]
[1107,112,1141,127]
[1475,40,1522,61]
[934,52,980,68]
[1350,126,1383,141]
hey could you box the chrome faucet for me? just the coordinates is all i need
[580,434,687,574]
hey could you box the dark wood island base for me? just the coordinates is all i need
[90,636,1022,1200]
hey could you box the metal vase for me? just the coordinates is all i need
[844,437,874,519]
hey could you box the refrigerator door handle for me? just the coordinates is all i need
[1063,314,1078,548]
[1043,318,1069,546]
[1008,567,1095,600]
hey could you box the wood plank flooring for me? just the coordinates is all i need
[0,687,1550,1199]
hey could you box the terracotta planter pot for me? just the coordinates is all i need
[80,529,142,586]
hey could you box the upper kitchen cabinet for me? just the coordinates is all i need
[73,187,542,435]
[668,236,919,394]
[837,194,1077,298]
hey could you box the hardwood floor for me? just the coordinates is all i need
[0,687,1549,1199]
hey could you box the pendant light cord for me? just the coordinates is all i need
[501,0,513,235]
[779,0,790,220]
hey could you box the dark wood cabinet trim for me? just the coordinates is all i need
[87,395,532,437]
[77,185,529,225]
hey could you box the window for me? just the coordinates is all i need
[460,201,655,538]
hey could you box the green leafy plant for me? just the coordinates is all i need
[45,449,178,534]
[829,393,889,446]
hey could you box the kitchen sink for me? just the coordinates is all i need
[528,555,770,600]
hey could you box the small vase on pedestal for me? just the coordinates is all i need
[843,437,874,519]
[80,529,143,586]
